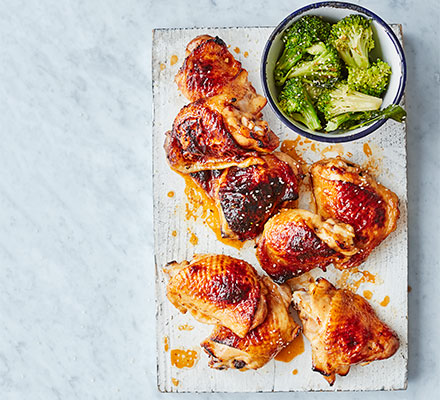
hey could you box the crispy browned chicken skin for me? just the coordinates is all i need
[190,152,300,240]
[201,277,300,371]
[257,209,358,283]
[310,158,400,268]
[292,278,399,385]
[175,35,267,116]
[167,35,278,173]
[164,95,278,174]
[165,254,268,338]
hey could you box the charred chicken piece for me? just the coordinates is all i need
[175,35,267,116]
[310,158,400,268]
[165,254,268,338]
[201,277,300,370]
[292,278,399,385]
[257,209,358,283]
[190,153,300,240]
[164,96,278,174]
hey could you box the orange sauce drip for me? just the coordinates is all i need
[337,268,376,292]
[292,369,298,375]
[380,295,390,307]
[170,55,178,66]
[233,47,240,53]
[182,174,244,250]
[363,290,373,300]
[171,230,177,237]
[275,334,304,362]
[188,231,198,245]
[167,191,175,198]
[172,378,179,386]
[178,324,194,331]
[164,336,169,352]
[280,138,307,173]
[363,143,373,157]
[243,51,249,58]
[310,143,317,152]
[408,285,412,292]
[321,144,345,158]
[160,63,166,71]
[170,349,198,369]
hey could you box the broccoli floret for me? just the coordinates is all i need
[347,60,392,96]
[303,80,326,103]
[329,14,374,69]
[317,82,382,120]
[278,78,322,131]
[275,15,332,86]
[283,42,342,85]
[325,104,406,132]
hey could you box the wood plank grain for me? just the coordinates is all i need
[152,26,407,392]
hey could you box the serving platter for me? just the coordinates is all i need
[152,26,407,392]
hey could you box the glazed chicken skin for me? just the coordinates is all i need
[311,158,400,268]
[190,152,300,240]
[292,278,399,385]
[175,35,267,116]
[164,95,278,174]
[165,254,268,338]
[257,209,358,283]
[201,277,300,371]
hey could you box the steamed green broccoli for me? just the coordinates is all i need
[329,14,374,69]
[317,82,382,120]
[274,15,332,86]
[302,80,326,103]
[282,42,342,85]
[347,60,392,96]
[278,78,322,131]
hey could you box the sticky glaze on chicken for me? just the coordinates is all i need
[190,153,300,241]
[175,35,267,116]
[164,94,279,174]
[292,278,399,385]
[257,209,358,283]
[311,158,400,268]
[201,277,300,370]
[165,254,267,338]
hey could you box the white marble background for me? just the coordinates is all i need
[0,0,438,399]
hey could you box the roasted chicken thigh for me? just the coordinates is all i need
[165,254,267,338]
[292,278,399,385]
[190,152,300,240]
[201,277,300,370]
[257,209,358,283]
[164,95,278,174]
[175,35,267,116]
[311,158,400,268]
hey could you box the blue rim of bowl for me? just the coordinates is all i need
[260,1,407,143]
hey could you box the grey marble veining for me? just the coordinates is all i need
[0,0,438,399]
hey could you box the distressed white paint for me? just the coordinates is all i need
[152,26,407,393]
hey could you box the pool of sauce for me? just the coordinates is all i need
[182,174,244,249]
[275,334,304,363]
[178,324,194,331]
[337,268,376,292]
[380,295,390,307]
[170,55,178,65]
[170,348,198,369]
[164,336,169,352]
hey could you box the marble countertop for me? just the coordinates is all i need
[0,0,438,399]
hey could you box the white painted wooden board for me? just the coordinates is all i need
[152,26,407,392]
